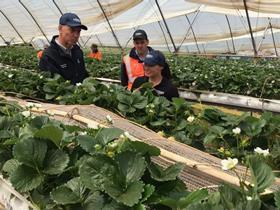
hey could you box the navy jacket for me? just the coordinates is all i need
[39,35,89,84]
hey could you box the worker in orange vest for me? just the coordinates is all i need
[88,43,102,61]
[37,44,49,59]
[120,29,171,90]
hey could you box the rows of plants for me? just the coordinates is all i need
[0,45,39,69]
[0,66,279,175]
[0,98,280,209]
[0,45,279,99]
[0,45,121,79]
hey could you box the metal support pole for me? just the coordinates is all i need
[0,10,25,43]
[157,21,171,53]
[124,27,137,49]
[225,15,236,54]
[225,40,231,53]
[28,36,35,47]
[177,10,200,52]
[83,35,93,48]
[202,43,206,54]
[52,0,63,15]
[0,34,7,45]
[257,23,270,52]
[269,19,278,57]
[29,36,35,44]
[83,34,103,48]
[155,0,177,53]
[79,37,85,48]
[243,0,257,56]
[10,37,16,44]
[96,0,122,49]
[95,35,103,47]
[185,15,200,54]
[18,0,50,43]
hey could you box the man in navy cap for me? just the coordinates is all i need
[131,50,178,101]
[39,13,89,84]
[120,29,171,90]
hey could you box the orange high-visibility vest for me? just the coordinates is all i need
[123,55,145,90]
[37,50,43,59]
[88,51,102,61]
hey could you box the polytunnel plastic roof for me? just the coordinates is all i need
[0,0,280,56]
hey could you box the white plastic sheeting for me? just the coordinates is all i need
[189,0,280,16]
[1,0,280,55]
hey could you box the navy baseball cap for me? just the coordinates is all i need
[133,29,148,40]
[59,13,87,30]
[144,50,166,67]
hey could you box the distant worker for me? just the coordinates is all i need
[131,50,179,101]
[120,29,171,90]
[39,13,89,84]
[37,44,49,59]
[88,43,102,61]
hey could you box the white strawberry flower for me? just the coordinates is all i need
[46,110,55,116]
[168,136,176,141]
[76,83,82,87]
[192,81,196,86]
[22,110,31,118]
[87,122,98,129]
[148,109,154,113]
[232,127,241,135]
[221,157,238,170]
[254,147,269,157]
[79,131,87,136]
[246,196,253,201]
[34,103,42,108]
[8,74,13,78]
[106,115,113,123]
[26,102,34,108]
[157,131,164,137]
[124,131,130,138]
[56,96,62,100]
[187,116,195,123]
[39,75,43,79]
[108,141,118,149]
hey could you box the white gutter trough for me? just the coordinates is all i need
[0,176,37,210]
[95,77,280,113]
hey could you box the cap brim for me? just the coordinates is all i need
[68,23,88,30]
[144,61,157,66]
[133,36,146,40]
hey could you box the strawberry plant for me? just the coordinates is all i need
[0,98,279,210]
[0,98,191,209]
[0,66,279,172]
[1,45,279,99]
